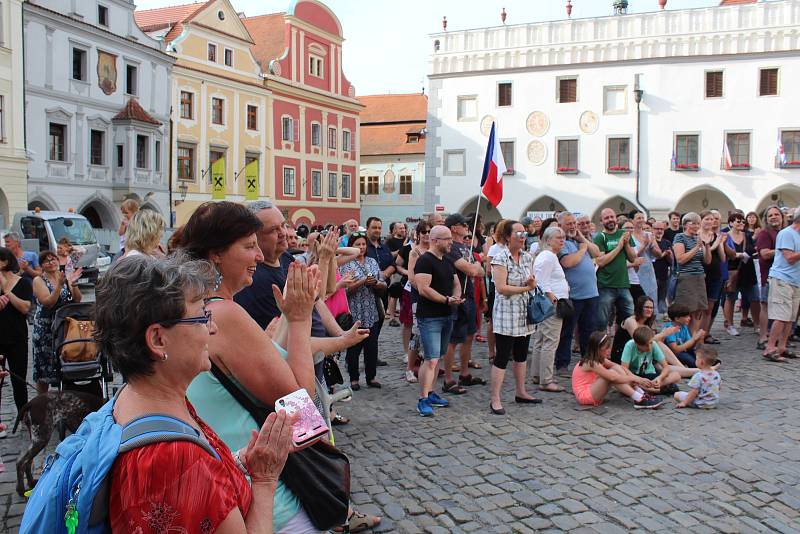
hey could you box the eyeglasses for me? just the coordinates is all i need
[160,308,212,327]
[733,218,745,223]
[465,235,473,240]
[418,230,430,235]
[351,231,366,238]
[514,231,528,239]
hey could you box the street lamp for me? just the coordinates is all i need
[633,76,647,216]
[177,181,188,202]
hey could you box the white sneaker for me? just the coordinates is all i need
[0,430,6,439]
[405,370,418,383]
[725,325,740,336]
[403,353,409,364]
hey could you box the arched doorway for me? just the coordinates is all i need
[28,200,52,211]
[459,196,503,226]
[81,206,103,228]
[673,187,735,218]
[521,196,567,219]
[79,199,117,229]
[591,196,638,223]
[755,185,800,215]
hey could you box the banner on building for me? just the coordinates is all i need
[211,156,226,200]
[245,159,259,200]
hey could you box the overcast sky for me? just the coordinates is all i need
[134,0,720,96]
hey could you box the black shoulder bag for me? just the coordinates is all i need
[209,363,350,530]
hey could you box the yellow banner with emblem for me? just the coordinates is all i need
[211,156,226,200]
[245,159,259,200]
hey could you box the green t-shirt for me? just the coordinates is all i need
[620,339,665,376]
[593,229,631,288]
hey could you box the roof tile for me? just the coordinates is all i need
[241,14,287,70]
[112,99,162,126]
[361,123,426,156]
[134,1,212,43]
[360,94,427,124]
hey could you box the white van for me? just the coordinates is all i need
[8,210,100,285]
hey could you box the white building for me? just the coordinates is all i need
[425,0,800,222]
[24,0,174,229]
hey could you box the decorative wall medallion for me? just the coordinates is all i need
[527,140,547,166]
[480,115,496,136]
[97,50,117,95]
[526,111,550,137]
[383,168,396,193]
[579,111,599,134]
[269,59,282,77]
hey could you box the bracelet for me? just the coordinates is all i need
[445,296,450,305]
[232,449,249,476]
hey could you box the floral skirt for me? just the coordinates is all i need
[32,315,58,385]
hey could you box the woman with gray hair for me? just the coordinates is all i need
[96,255,296,533]
[531,226,570,392]
[672,212,712,334]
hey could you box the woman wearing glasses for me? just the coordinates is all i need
[722,211,758,336]
[31,250,83,395]
[489,221,540,414]
[339,231,386,390]
[96,255,295,534]
[672,212,712,334]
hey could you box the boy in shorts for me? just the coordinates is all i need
[620,326,681,395]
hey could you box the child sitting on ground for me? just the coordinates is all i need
[620,326,682,395]
[572,331,665,409]
[663,303,705,368]
[674,347,721,409]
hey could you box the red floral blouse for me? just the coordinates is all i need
[110,401,252,534]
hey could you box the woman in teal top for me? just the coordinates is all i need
[178,202,325,534]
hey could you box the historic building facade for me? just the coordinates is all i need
[359,93,427,224]
[24,0,173,229]
[243,0,362,226]
[426,0,800,221]
[0,0,26,229]
[136,0,271,226]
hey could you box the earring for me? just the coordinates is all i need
[161,353,168,362]
[213,265,223,291]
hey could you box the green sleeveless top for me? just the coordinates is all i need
[186,341,300,531]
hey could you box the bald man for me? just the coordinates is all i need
[413,225,463,416]
[593,208,637,330]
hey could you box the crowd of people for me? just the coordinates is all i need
[3,198,800,532]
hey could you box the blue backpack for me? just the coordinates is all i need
[21,391,220,534]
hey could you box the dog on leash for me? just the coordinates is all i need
[13,390,104,497]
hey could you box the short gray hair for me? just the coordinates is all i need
[2,231,20,243]
[682,212,700,225]
[247,200,275,214]
[557,211,575,224]
[94,253,214,380]
[542,226,565,248]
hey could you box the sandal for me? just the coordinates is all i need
[531,376,540,385]
[763,351,786,363]
[331,414,350,426]
[781,350,799,359]
[458,374,486,386]
[468,360,483,369]
[539,383,566,392]
[756,340,767,350]
[475,335,487,343]
[442,380,467,394]
[704,336,721,345]
[333,510,382,533]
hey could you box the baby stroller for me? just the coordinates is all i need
[52,302,113,400]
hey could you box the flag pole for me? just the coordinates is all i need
[461,193,483,293]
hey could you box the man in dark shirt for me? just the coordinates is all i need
[385,222,407,326]
[755,205,785,348]
[652,221,673,318]
[663,211,682,243]
[365,217,395,365]
[442,213,486,393]
[413,224,462,416]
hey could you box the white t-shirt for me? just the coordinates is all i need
[533,249,570,299]
[487,243,506,260]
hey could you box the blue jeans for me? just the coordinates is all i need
[596,287,634,330]
[417,316,454,360]
[555,296,598,369]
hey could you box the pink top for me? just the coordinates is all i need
[571,363,599,391]
[326,272,350,317]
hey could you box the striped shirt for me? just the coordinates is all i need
[674,233,705,275]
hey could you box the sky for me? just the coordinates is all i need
[133,0,720,96]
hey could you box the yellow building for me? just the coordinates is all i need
[0,0,27,228]
[136,0,271,225]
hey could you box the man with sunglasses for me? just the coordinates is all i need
[441,213,486,394]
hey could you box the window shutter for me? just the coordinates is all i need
[293,119,299,142]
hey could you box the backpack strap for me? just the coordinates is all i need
[119,414,220,461]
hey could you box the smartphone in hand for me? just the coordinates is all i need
[275,388,328,447]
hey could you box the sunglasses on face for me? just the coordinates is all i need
[418,230,430,235]
[351,231,367,238]
[514,231,528,239]
[160,308,212,327]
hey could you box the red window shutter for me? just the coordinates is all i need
[293,119,299,142]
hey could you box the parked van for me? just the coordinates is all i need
[8,210,100,285]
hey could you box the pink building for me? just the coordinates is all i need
[244,0,363,226]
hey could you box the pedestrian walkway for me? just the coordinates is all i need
[2,319,799,532]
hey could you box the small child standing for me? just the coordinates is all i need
[572,331,665,409]
[674,347,721,409]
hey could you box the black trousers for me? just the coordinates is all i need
[0,338,30,411]
[346,322,380,383]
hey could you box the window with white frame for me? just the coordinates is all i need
[155,140,161,172]
[342,130,351,152]
[499,141,515,174]
[49,123,66,161]
[457,96,477,121]
[283,167,296,195]
[180,91,193,119]
[90,130,104,165]
[116,145,124,168]
[311,123,321,147]
[246,105,258,131]
[136,135,148,169]
[177,143,195,180]
[556,139,579,173]
[211,98,224,125]
[98,5,109,27]
[282,117,293,142]
[607,137,630,172]
[309,56,324,78]
[311,170,322,197]
[208,43,217,62]
[328,127,337,150]
[365,175,378,195]
[604,86,626,114]
[224,48,233,67]
[328,172,337,197]
[72,46,87,81]
[341,173,351,199]
[557,76,578,103]
[444,149,466,175]
[497,82,512,107]
[126,64,138,95]
[399,175,412,195]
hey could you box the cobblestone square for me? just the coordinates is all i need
[2,316,799,533]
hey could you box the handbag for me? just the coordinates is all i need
[60,318,98,362]
[335,312,355,331]
[527,287,555,325]
[556,298,574,321]
[209,363,350,530]
[322,355,344,386]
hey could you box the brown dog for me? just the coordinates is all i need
[13,390,104,497]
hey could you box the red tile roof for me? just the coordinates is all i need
[112,99,162,126]
[359,94,427,124]
[719,0,756,5]
[241,13,287,70]
[361,123,426,156]
[134,1,212,43]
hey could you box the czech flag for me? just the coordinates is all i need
[480,122,506,207]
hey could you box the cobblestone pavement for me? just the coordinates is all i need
[2,308,800,532]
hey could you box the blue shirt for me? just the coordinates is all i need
[769,226,800,287]
[664,323,691,348]
[557,239,598,300]
[17,250,39,281]
[367,239,395,271]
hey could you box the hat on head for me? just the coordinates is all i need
[521,216,533,226]
[444,213,468,228]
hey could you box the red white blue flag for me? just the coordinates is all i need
[480,122,506,207]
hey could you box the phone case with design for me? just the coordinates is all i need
[275,388,328,446]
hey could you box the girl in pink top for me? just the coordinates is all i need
[572,332,665,409]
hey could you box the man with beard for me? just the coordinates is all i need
[339,218,359,247]
[593,208,637,331]
[555,212,600,369]
[755,205,785,350]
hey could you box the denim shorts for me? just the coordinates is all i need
[449,296,477,344]
[417,315,454,360]
[706,277,723,301]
